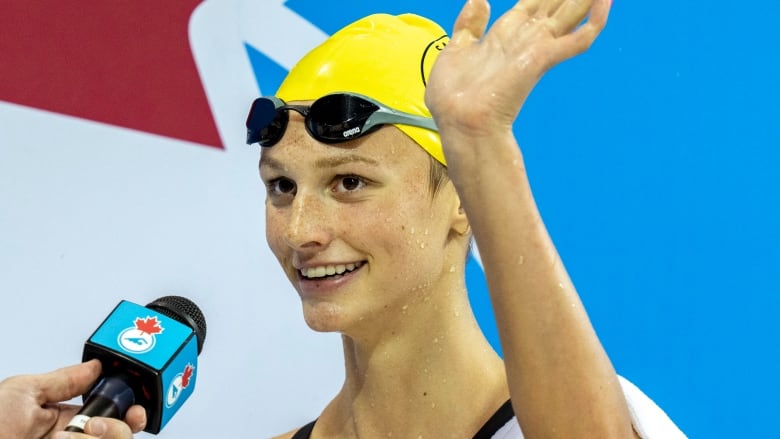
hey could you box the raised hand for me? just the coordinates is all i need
[423,2,638,438]
[426,0,611,139]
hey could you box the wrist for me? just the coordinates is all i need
[439,128,522,173]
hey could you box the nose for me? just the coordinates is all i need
[283,192,333,251]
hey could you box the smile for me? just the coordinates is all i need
[299,261,364,279]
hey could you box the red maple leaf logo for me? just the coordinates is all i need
[134,316,164,335]
[181,364,195,388]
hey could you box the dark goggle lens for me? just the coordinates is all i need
[246,98,287,146]
[246,94,389,146]
[308,94,381,142]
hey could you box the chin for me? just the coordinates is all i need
[302,301,347,333]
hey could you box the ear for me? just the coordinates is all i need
[453,206,471,236]
[448,186,471,237]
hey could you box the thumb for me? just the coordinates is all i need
[36,360,102,404]
[86,418,107,436]
[84,417,133,439]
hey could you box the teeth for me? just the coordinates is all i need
[301,262,359,279]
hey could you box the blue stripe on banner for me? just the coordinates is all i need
[244,43,288,96]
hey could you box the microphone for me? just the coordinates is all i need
[65,296,207,434]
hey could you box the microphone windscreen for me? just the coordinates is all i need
[146,295,207,354]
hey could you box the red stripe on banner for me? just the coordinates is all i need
[0,0,222,148]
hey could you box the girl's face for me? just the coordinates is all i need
[260,112,465,336]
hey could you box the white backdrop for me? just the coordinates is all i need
[1,1,345,437]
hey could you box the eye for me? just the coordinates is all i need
[266,177,297,196]
[333,175,366,193]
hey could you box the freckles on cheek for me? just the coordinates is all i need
[264,218,287,260]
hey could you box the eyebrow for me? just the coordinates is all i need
[259,153,380,171]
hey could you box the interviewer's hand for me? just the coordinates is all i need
[0,360,146,439]
[51,417,137,439]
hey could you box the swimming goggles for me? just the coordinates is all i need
[245,92,438,147]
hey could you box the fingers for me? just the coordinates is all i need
[124,405,148,433]
[86,417,134,438]
[514,0,607,38]
[36,360,102,404]
[51,404,146,437]
[51,403,88,433]
[587,0,611,29]
[515,0,543,15]
[556,0,610,60]
[550,0,594,35]
[451,0,491,45]
[52,417,134,439]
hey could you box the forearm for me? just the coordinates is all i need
[443,130,634,438]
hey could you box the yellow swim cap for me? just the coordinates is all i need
[277,13,449,165]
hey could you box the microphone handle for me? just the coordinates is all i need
[64,376,135,433]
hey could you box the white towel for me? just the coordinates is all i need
[489,376,687,438]
[619,376,688,439]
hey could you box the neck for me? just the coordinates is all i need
[318,282,508,438]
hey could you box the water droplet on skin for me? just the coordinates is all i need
[517,256,525,265]
[410,227,416,235]
[431,402,436,409]
[449,265,455,272]
[454,311,461,317]
[433,337,439,343]
[420,242,426,249]
[424,228,429,236]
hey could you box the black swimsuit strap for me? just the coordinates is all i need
[472,399,515,439]
[291,419,316,439]
[290,399,514,439]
